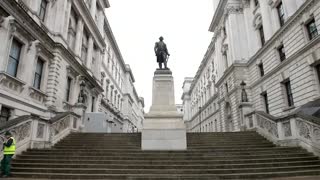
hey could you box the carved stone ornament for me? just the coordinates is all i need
[257,115,279,138]
[51,116,70,136]
[296,119,312,140]
[1,121,32,144]
[282,121,292,137]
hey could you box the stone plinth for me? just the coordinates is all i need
[142,69,187,150]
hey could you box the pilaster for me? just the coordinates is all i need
[74,18,84,57]
[86,36,93,69]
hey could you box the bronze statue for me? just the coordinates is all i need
[154,36,170,69]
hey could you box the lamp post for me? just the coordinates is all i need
[199,106,202,132]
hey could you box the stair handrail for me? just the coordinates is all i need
[244,111,320,156]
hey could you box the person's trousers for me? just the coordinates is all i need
[1,154,13,175]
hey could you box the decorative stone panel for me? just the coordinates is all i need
[257,115,279,138]
[29,87,47,104]
[0,72,26,94]
[282,121,292,137]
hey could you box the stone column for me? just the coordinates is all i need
[86,36,93,69]
[283,0,298,17]
[0,16,11,72]
[260,0,274,40]
[74,18,84,57]
[90,0,97,18]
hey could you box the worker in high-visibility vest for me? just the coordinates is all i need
[1,131,15,177]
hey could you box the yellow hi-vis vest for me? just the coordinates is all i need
[3,137,16,155]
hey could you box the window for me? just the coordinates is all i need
[306,18,318,40]
[105,84,109,99]
[283,80,294,107]
[38,0,47,22]
[254,0,259,7]
[65,77,72,102]
[67,9,77,50]
[278,44,286,62]
[277,2,285,27]
[33,59,44,89]
[91,97,95,112]
[258,63,264,77]
[259,25,265,46]
[261,91,269,114]
[81,30,89,62]
[7,39,22,77]
[225,82,229,93]
[316,64,320,84]
[0,107,11,123]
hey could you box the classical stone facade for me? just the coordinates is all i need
[0,0,144,133]
[182,0,320,133]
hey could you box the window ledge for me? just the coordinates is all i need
[282,106,296,112]
[0,72,26,93]
[29,86,47,103]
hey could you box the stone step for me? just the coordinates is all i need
[23,150,307,156]
[52,144,275,149]
[16,153,313,161]
[27,146,303,153]
[12,160,320,169]
[13,156,319,165]
[11,165,320,174]
[10,169,320,179]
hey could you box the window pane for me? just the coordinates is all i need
[33,59,44,89]
[7,58,19,77]
[66,77,72,101]
[7,39,22,77]
[36,59,44,74]
[39,0,47,21]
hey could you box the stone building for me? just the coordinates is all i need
[0,0,144,134]
[182,0,320,133]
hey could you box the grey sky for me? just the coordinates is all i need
[106,0,214,111]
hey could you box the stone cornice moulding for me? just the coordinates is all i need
[189,39,216,93]
[209,0,227,32]
[215,62,247,87]
[103,18,127,73]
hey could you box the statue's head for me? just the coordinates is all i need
[159,36,164,41]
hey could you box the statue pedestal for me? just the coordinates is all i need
[142,69,187,150]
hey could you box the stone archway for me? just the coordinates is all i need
[225,102,233,132]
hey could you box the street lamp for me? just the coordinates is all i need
[199,106,202,132]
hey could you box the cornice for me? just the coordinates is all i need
[189,38,216,93]
[215,62,247,87]
[209,0,227,32]
[103,17,127,72]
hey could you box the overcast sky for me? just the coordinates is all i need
[106,0,214,111]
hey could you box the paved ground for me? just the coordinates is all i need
[3,176,320,180]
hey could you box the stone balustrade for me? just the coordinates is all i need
[0,112,81,159]
[245,111,320,156]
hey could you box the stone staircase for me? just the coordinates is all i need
[10,131,320,179]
